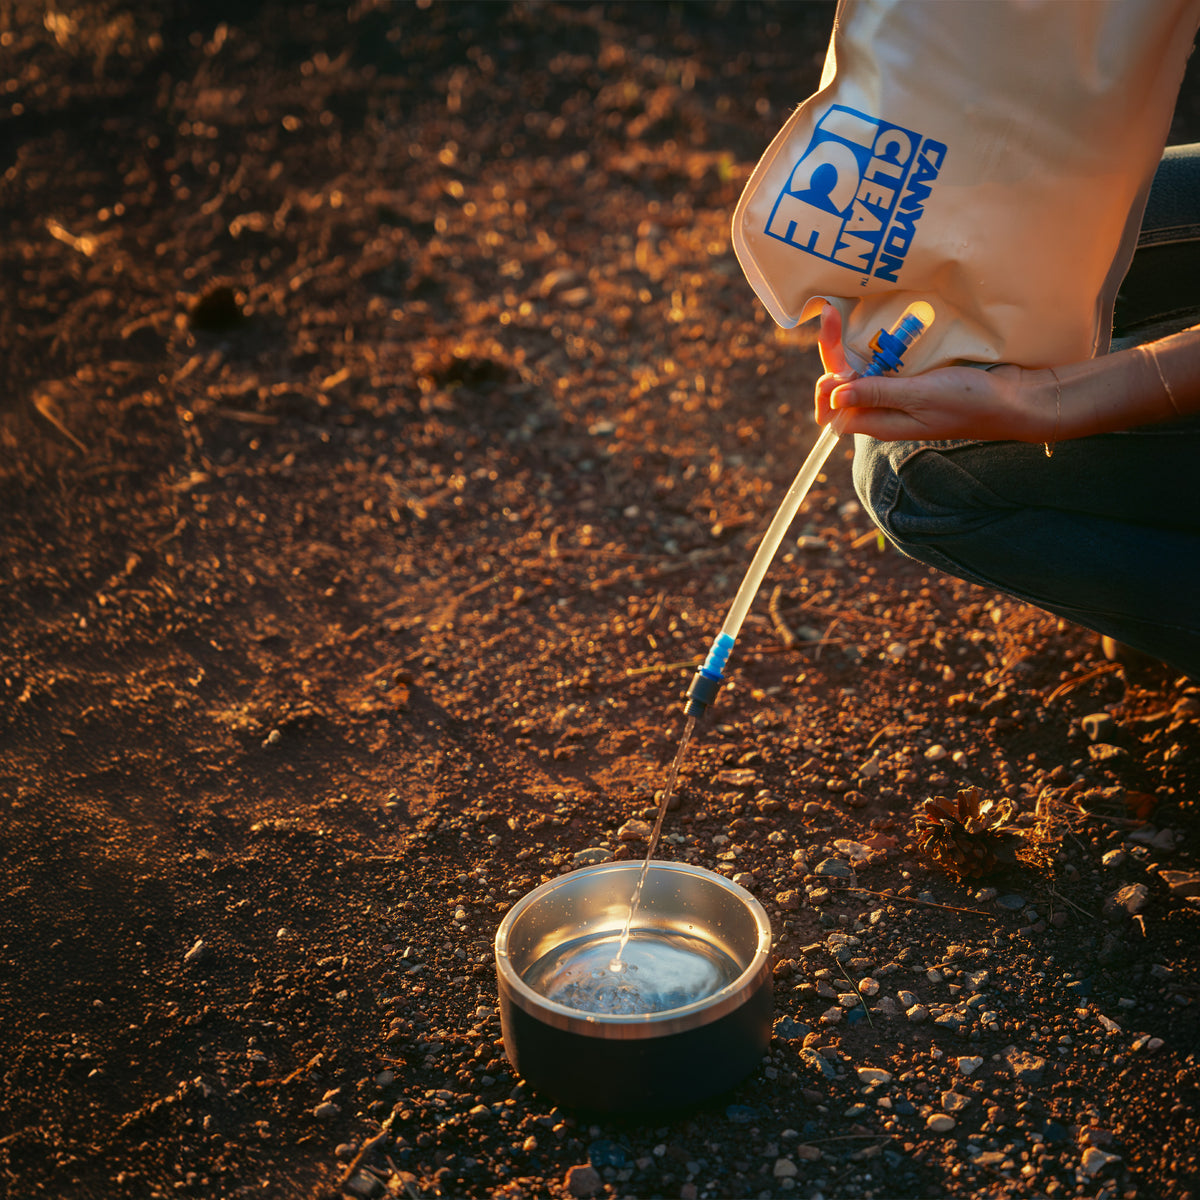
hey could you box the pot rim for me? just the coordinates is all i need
[494,860,773,1039]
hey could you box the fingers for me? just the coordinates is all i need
[830,374,926,412]
[815,369,854,425]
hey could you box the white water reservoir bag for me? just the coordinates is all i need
[733,0,1200,374]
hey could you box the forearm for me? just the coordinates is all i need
[815,315,1200,444]
[1052,324,1200,441]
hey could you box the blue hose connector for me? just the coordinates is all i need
[862,300,934,377]
[684,632,735,718]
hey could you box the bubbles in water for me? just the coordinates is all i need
[523,928,740,1016]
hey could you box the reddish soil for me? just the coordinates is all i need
[2,4,1199,1199]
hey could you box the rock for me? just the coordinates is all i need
[956,1056,983,1076]
[183,939,207,965]
[856,1067,892,1086]
[813,858,853,879]
[927,1114,956,1133]
[858,755,882,779]
[940,1090,971,1112]
[1089,743,1128,763]
[1081,712,1116,741]
[775,889,800,910]
[924,744,948,761]
[1159,870,1200,897]
[616,819,652,842]
[344,1171,382,1199]
[1104,883,1149,918]
[714,768,757,787]
[1079,1147,1122,1178]
[1003,1047,1046,1082]
[1128,825,1177,851]
[573,847,610,866]
[313,1101,341,1118]
[995,894,1026,911]
[905,1004,929,1023]
[732,871,756,890]
[773,1158,798,1178]
[832,838,872,863]
[772,1015,808,1040]
[799,1048,839,1081]
[565,1164,602,1197]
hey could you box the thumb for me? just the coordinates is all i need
[817,303,847,375]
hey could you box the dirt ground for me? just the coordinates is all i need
[3,3,1200,1199]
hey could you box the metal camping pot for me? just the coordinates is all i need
[494,860,773,1112]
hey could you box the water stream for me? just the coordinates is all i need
[609,712,696,970]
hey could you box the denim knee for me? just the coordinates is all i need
[851,434,938,555]
[850,433,1003,564]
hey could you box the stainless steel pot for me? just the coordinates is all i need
[495,861,773,1112]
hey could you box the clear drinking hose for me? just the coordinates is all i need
[684,301,934,718]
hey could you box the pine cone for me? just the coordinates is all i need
[915,786,1019,879]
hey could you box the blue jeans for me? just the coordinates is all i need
[853,144,1200,680]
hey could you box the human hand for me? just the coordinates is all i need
[813,303,1055,443]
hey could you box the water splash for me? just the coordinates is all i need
[524,925,739,1015]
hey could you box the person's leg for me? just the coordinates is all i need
[851,144,1200,680]
[852,424,1200,679]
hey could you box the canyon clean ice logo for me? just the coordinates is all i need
[764,104,946,284]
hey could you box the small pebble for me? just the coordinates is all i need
[1004,1048,1047,1082]
[1081,712,1116,742]
[1079,1147,1122,1178]
[1104,883,1149,918]
[927,1114,956,1133]
[856,1067,892,1086]
[565,1164,602,1197]
[813,858,853,879]
[617,819,652,842]
[573,847,609,866]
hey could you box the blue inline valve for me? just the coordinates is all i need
[684,631,736,718]
[863,300,935,377]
